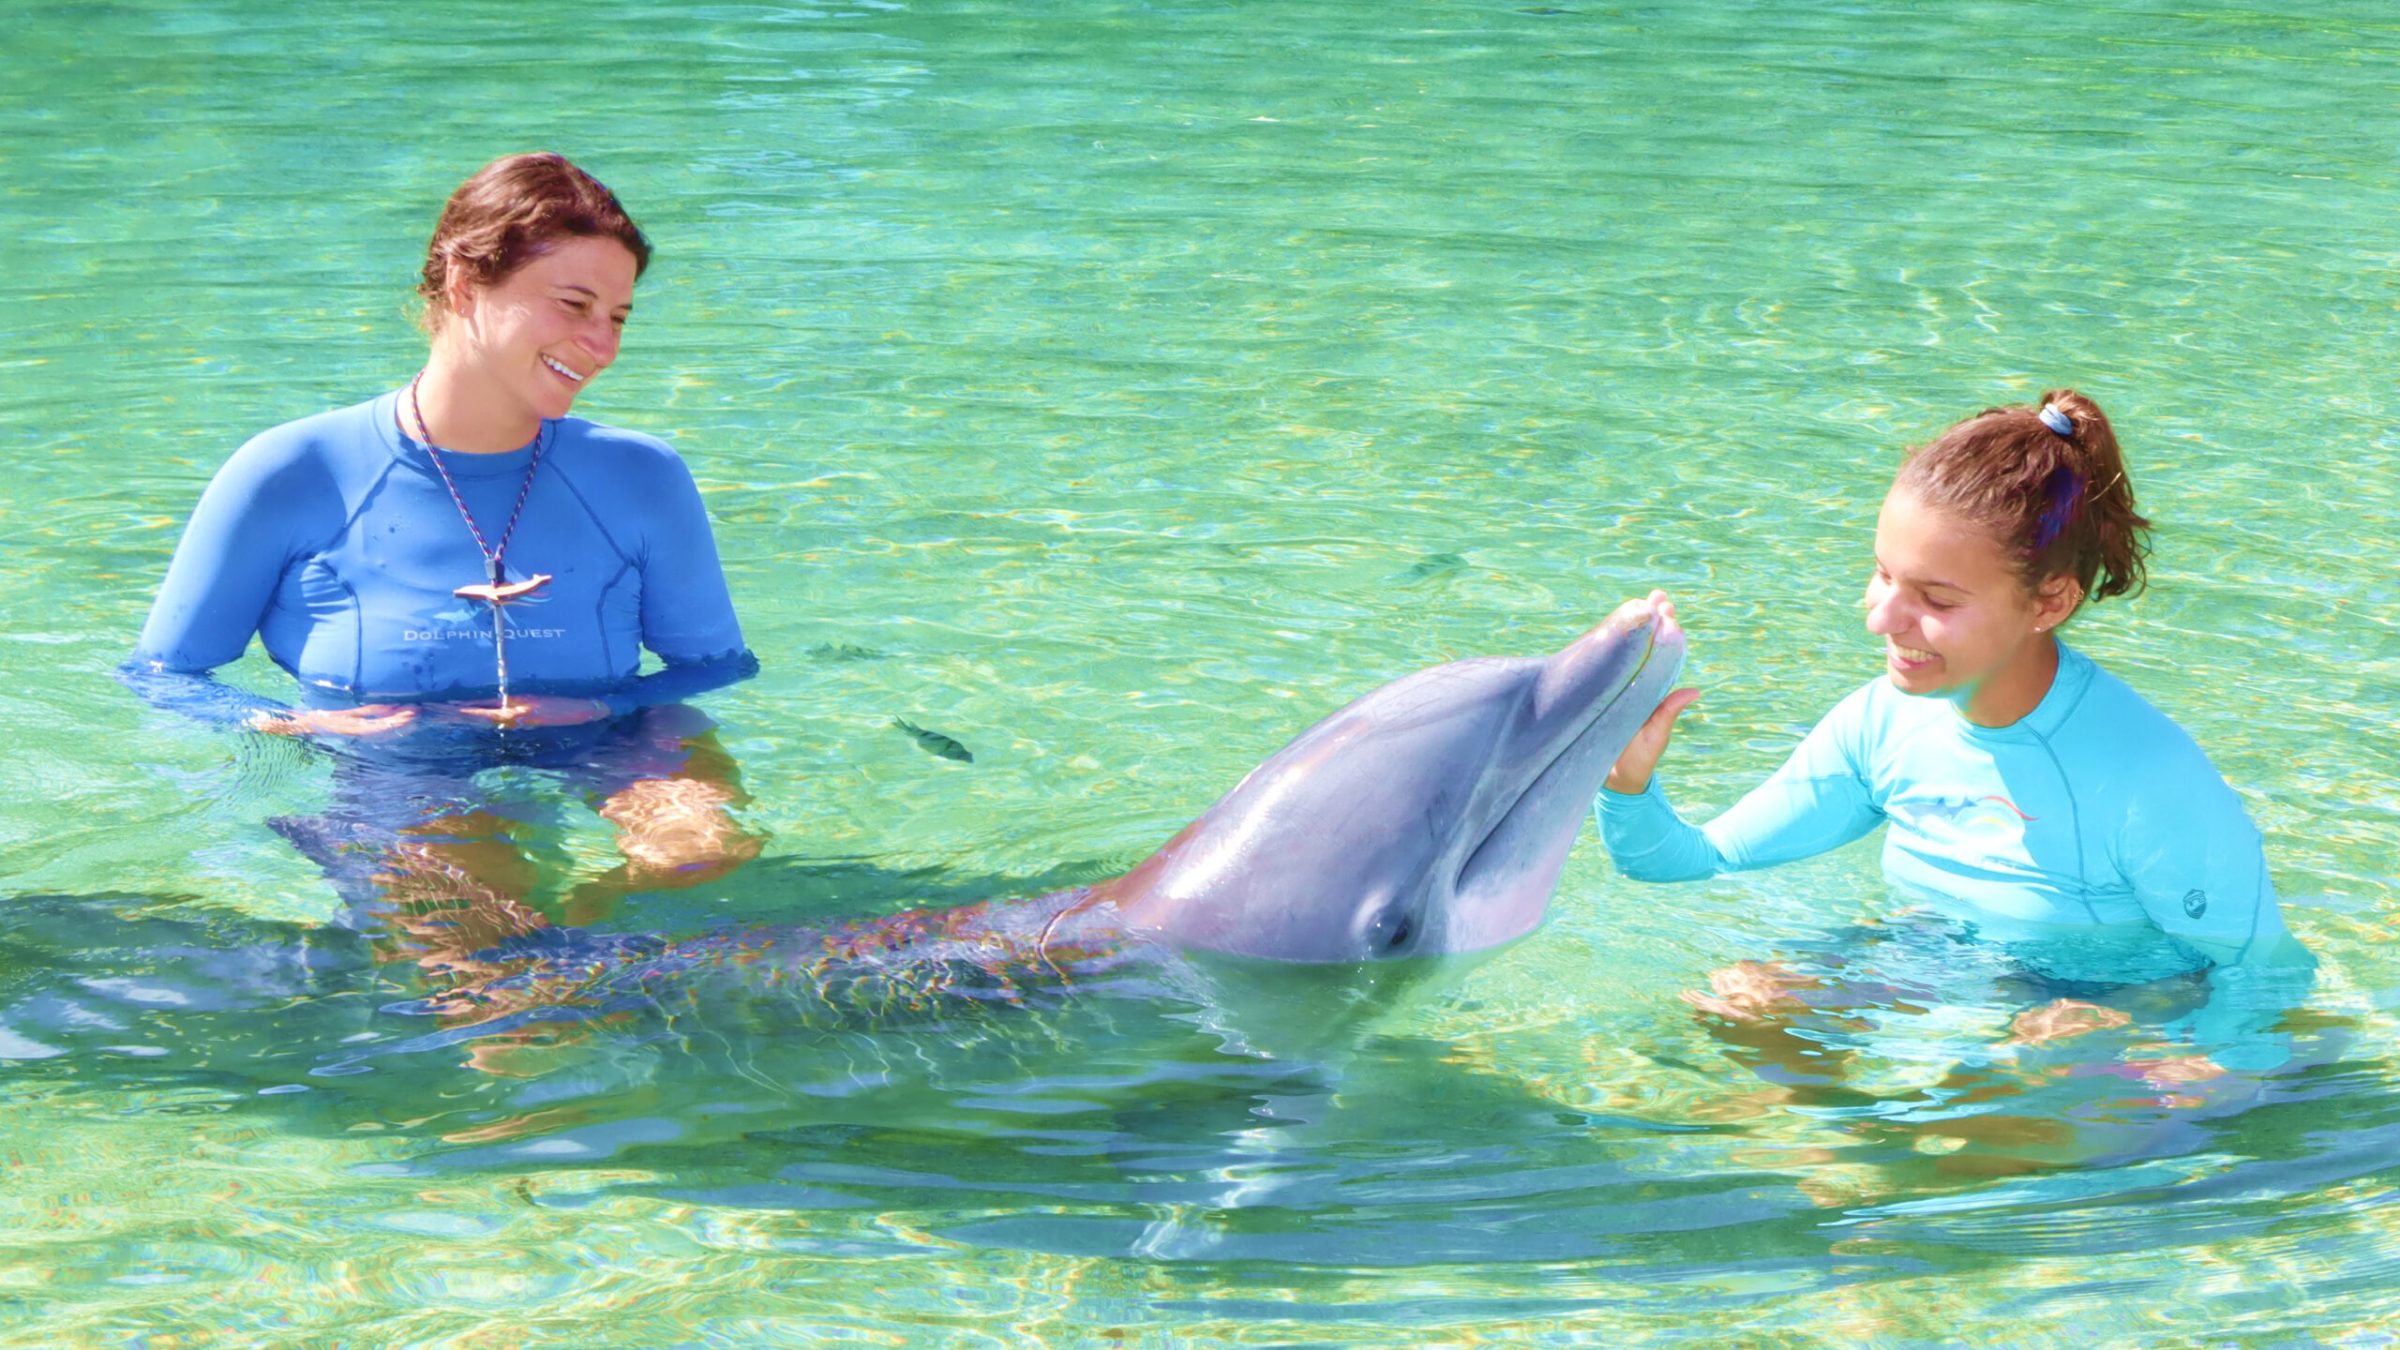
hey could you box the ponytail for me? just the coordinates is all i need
[1895,387,2152,610]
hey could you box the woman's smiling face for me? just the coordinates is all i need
[451,234,638,423]
[1862,485,2078,723]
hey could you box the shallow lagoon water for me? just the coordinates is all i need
[4,1,2398,1345]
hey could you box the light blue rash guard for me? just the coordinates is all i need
[1595,644,2297,974]
[126,389,752,722]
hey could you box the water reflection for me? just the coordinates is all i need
[265,703,761,1005]
[0,872,2370,1280]
[1667,912,2346,1210]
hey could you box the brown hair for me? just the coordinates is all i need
[1894,388,2151,609]
[416,153,651,331]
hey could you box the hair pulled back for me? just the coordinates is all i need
[1894,388,2151,609]
[417,153,651,332]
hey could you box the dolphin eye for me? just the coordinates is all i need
[1351,895,1416,955]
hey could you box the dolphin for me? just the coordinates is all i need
[1096,593,1685,962]
[394,595,1686,1033]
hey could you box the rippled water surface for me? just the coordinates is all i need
[4,2,2398,1345]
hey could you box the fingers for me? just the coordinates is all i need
[1652,686,1702,726]
[1680,961,1812,1022]
[1604,686,1702,794]
[2133,1054,2226,1087]
[2005,997,2131,1046]
[263,706,418,736]
[453,696,610,728]
[342,707,419,735]
[1679,988,1759,1021]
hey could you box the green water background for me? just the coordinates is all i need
[3,1,2398,1345]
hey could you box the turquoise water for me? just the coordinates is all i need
[5,1,2399,1344]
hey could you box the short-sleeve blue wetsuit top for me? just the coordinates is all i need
[1594,644,2295,973]
[130,389,749,713]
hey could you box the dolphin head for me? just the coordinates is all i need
[1104,596,1685,963]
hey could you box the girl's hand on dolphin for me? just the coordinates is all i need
[1606,687,1701,794]
[1606,592,1698,794]
[249,704,419,737]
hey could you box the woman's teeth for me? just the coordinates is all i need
[542,355,586,382]
[1893,644,1937,663]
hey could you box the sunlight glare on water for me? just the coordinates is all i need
[2,1,2397,1345]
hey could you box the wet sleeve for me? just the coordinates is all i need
[635,455,748,666]
[1594,692,1883,882]
[122,440,311,726]
[2176,957,2316,1072]
[1594,776,1729,881]
[114,663,291,727]
[2118,761,2303,971]
[131,441,301,674]
[598,649,761,718]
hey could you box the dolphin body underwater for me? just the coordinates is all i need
[400,595,1688,1034]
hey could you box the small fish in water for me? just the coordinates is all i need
[809,642,887,662]
[1396,552,1469,585]
[893,718,973,763]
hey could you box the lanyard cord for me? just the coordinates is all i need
[406,370,546,587]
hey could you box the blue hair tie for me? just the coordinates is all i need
[2038,404,2074,437]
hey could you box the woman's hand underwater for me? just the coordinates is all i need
[249,704,420,737]
[451,695,613,729]
[1605,590,1701,794]
[248,695,615,737]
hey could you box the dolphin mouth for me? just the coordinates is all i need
[1450,611,1667,913]
[1505,612,1662,819]
[1506,631,1656,812]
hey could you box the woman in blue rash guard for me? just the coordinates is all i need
[123,153,761,929]
[1596,390,2309,1053]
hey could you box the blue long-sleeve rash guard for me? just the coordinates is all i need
[126,389,753,722]
[1595,644,2300,976]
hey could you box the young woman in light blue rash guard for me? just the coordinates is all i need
[1596,390,2307,1008]
[124,153,760,912]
